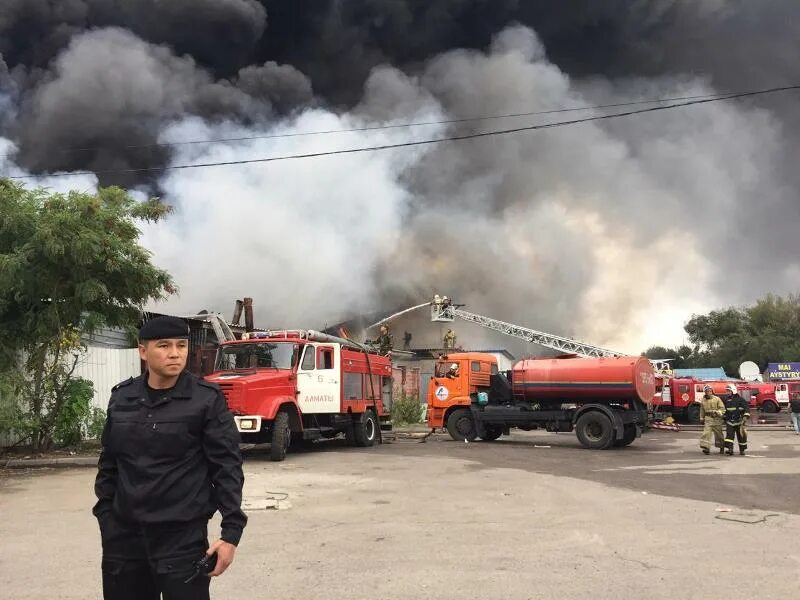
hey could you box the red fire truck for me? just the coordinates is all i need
[205,330,392,461]
[653,377,786,422]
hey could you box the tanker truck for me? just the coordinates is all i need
[427,353,654,449]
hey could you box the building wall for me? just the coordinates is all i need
[82,326,133,349]
[392,366,421,400]
[74,346,142,410]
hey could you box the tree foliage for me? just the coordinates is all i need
[644,294,800,376]
[0,180,174,449]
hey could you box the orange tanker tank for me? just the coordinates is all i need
[512,355,656,404]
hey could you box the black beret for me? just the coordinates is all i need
[139,316,190,341]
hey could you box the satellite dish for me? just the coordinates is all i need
[739,361,760,381]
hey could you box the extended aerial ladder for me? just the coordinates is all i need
[430,302,623,358]
[367,296,670,370]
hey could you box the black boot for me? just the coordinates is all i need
[719,447,725,454]
[739,449,746,456]
[702,448,710,455]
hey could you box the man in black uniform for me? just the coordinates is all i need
[93,316,247,599]
[723,383,750,456]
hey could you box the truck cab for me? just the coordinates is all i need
[426,353,499,431]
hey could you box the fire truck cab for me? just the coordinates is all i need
[204,330,392,461]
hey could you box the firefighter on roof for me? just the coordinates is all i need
[376,325,393,355]
[723,383,749,455]
[443,328,457,350]
[699,384,726,455]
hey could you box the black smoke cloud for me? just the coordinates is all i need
[0,0,799,349]
[1,0,799,180]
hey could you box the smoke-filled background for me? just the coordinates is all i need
[1,0,799,352]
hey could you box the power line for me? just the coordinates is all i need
[0,89,769,159]
[6,84,799,181]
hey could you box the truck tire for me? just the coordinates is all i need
[446,408,477,442]
[686,403,701,424]
[613,424,637,447]
[354,410,379,447]
[575,411,614,450]
[761,400,778,414]
[270,411,291,462]
[480,427,503,441]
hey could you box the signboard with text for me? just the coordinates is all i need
[767,362,800,380]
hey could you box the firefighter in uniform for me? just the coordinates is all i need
[699,384,726,455]
[376,325,393,355]
[723,383,749,455]
[93,316,247,600]
[443,329,457,350]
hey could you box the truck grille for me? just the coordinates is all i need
[216,382,244,412]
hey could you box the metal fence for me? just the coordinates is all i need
[0,346,141,447]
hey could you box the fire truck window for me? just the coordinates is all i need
[318,347,334,370]
[471,361,481,372]
[435,363,448,377]
[679,385,689,393]
[301,346,315,370]
[344,372,361,400]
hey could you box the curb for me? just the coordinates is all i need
[3,456,98,469]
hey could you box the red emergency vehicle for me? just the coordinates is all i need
[205,330,392,461]
[653,377,786,422]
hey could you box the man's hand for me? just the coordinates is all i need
[207,539,236,577]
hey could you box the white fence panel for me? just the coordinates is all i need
[73,347,141,410]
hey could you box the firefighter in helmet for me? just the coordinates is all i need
[446,363,459,379]
[376,325,393,356]
[723,383,749,455]
[443,329,456,350]
[699,384,726,455]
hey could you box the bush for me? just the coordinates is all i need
[53,378,95,447]
[392,393,425,425]
[0,375,27,443]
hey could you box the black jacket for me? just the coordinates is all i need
[790,398,800,413]
[724,394,750,425]
[93,372,247,545]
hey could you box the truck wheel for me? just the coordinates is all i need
[613,424,637,447]
[446,408,477,442]
[270,411,291,462]
[480,427,503,441]
[686,404,701,424]
[354,410,379,447]
[575,411,614,450]
[761,400,778,414]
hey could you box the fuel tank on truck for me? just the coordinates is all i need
[512,355,656,404]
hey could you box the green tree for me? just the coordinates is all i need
[643,344,698,370]
[0,180,174,450]
[644,294,800,376]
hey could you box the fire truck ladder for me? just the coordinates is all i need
[432,303,623,358]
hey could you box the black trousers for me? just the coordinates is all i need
[724,422,747,453]
[100,513,211,600]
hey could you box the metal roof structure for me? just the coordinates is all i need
[673,367,734,380]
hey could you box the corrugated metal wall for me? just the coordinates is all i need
[73,346,142,410]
